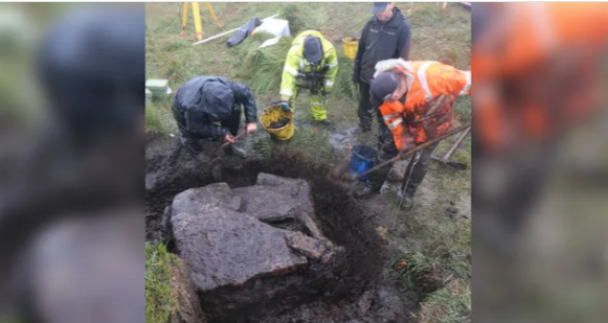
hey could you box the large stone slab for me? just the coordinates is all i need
[169,174,346,322]
[255,173,315,216]
[171,207,307,292]
[231,185,298,222]
[171,183,242,215]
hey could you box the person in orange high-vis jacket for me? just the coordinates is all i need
[354,58,471,210]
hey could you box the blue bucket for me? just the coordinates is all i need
[349,145,376,181]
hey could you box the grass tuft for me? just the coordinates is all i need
[145,242,180,323]
[393,214,471,305]
[419,279,471,323]
[163,39,191,52]
[235,36,293,95]
[146,101,177,134]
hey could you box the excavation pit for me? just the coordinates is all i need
[146,135,390,323]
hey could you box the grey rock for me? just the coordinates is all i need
[253,173,323,238]
[256,173,314,215]
[285,231,336,263]
[374,285,406,322]
[232,185,298,222]
[224,196,242,211]
[172,208,308,292]
[171,182,234,216]
[357,289,375,316]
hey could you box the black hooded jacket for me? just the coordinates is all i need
[353,7,412,84]
[171,76,257,139]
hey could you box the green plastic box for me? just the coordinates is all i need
[146,79,170,100]
[145,88,153,105]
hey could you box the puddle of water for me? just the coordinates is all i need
[326,126,358,152]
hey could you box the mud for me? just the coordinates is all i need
[145,133,415,323]
[269,117,290,129]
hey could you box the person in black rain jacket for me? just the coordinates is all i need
[171,76,258,156]
[353,2,411,132]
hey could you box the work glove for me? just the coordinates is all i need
[321,90,331,97]
[280,101,290,112]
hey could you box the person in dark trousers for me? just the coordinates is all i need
[354,59,471,211]
[353,2,411,132]
[171,76,258,158]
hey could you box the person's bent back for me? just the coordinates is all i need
[171,76,258,156]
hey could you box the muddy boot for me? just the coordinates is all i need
[359,122,372,133]
[180,135,203,156]
[354,166,389,199]
[397,188,415,211]
[317,118,332,126]
[354,185,378,199]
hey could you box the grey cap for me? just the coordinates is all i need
[303,35,323,64]
[370,71,400,99]
[372,2,390,14]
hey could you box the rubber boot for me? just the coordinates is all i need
[354,165,390,199]
[397,189,415,211]
[317,118,332,126]
[359,123,372,132]
[179,134,203,155]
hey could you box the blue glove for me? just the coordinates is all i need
[280,102,290,112]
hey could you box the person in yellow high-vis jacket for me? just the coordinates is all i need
[279,30,338,125]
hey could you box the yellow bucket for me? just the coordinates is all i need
[260,105,295,140]
[343,37,359,60]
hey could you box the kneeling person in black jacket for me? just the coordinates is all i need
[171,76,258,157]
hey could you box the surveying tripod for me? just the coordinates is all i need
[180,2,223,41]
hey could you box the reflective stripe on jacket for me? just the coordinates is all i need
[280,30,339,101]
[376,59,471,150]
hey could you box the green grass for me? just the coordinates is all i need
[146,101,178,134]
[145,242,180,323]
[418,279,471,323]
[393,216,471,291]
[390,215,472,323]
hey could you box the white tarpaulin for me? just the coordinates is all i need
[251,18,291,48]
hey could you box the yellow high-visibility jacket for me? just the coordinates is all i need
[280,30,339,101]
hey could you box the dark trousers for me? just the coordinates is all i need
[367,99,439,198]
[180,107,241,154]
[357,81,375,130]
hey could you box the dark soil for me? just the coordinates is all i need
[145,133,415,323]
[269,117,290,129]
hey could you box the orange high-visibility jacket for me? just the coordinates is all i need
[375,59,471,150]
[473,3,608,152]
